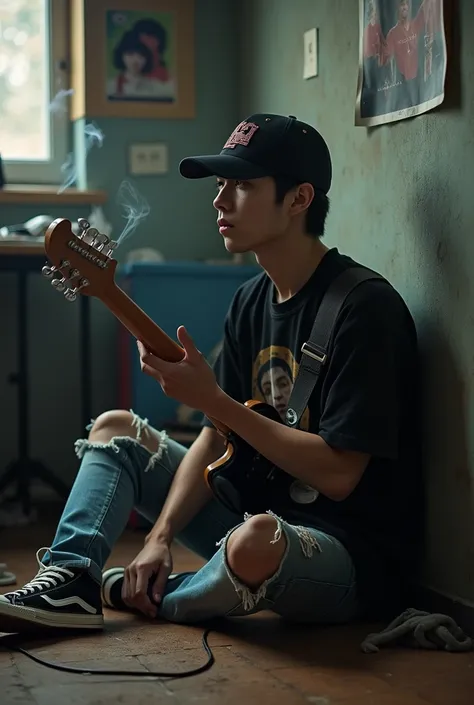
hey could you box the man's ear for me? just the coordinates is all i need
[288,182,314,216]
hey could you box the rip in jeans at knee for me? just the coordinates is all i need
[73,408,168,473]
[215,510,322,612]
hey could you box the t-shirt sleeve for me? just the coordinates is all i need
[317,281,414,460]
[201,292,246,428]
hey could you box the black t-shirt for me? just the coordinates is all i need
[203,247,423,618]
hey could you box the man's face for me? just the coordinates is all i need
[399,0,410,20]
[213,176,298,254]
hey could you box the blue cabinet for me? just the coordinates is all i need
[117,261,259,430]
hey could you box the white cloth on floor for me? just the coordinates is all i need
[361,608,473,653]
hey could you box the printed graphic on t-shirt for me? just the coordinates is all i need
[252,345,317,504]
[251,345,310,431]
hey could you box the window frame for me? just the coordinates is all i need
[2,0,71,185]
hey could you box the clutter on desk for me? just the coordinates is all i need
[0,207,112,241]
[0,214,54,240]
[0,214,87,243]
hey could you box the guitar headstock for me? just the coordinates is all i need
[43,218,118,302]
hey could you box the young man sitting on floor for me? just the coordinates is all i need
[0,114,423,633]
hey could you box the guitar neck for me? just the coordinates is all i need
[103,283,184,362]
[101,283,229,436]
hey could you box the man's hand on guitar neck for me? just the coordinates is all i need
[136,324,369,502]
[137,326,222,417]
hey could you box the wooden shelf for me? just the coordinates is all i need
[0,240,46,257]
[0,185,107,205]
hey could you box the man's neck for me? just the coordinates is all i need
[253,232,329,304]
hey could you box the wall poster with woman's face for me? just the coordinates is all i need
[106,10,176,103]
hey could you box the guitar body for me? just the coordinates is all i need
[205,400,292,515]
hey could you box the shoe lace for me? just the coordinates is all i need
[7,546,75,600]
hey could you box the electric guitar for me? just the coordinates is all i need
[43,217,285,514]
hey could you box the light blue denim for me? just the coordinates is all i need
[45,412,360,625]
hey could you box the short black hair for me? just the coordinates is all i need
[273,175,330,239]
[132,18,168,65]
[113,31,154,73]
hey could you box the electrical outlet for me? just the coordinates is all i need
[303,28,318,79]
[129,142,168,175]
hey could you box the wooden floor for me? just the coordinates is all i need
[1,500,473,705]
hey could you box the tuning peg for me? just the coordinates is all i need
[78,226,98,245]
[42,265,57,279]
[94,232,110,252]
[42,258,70,278]
[105,241,118,257]
[78,218,90,231]
[51,277,67,292]
[64,277,89,302]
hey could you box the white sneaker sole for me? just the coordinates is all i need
[0,598,104,633]
[101,567,181,610]
[101,567,125,609]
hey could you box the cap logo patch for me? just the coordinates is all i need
[223,121,259,149]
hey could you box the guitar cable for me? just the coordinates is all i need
[0,627,215,678]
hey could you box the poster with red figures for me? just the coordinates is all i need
[355,0,447,126]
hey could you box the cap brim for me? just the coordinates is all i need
[179,154,271,180]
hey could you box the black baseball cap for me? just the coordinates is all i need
[179,113,332,195]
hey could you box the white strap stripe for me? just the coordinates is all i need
[41,594,97,614]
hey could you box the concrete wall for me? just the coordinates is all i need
[238,0,474,604]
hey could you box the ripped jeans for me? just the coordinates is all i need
[46,411,360,625]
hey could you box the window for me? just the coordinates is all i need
[0,0,70,185]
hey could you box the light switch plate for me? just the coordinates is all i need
[303,28,318,79]
[129,142,168,175]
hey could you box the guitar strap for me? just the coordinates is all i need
[285,266,385,428]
